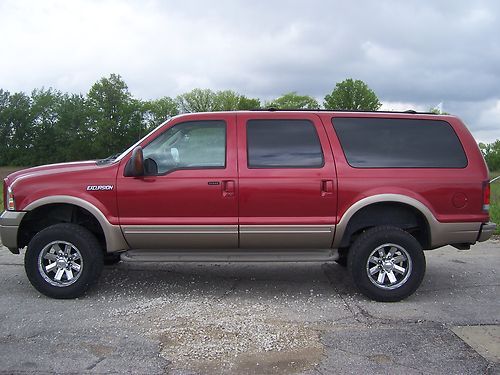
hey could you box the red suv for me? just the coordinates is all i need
[0,110,496,301]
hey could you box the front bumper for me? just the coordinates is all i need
[0,210,26,252]
[478,222,497,242]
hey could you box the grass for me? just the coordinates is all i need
[0,167,25,209]
[490,171,500,234]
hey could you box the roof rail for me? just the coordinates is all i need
[249,108,437,115]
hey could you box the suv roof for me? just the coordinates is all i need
[251,108,437,115]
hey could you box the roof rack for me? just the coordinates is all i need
[249,108,437,115]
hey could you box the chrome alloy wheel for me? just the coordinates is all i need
[38,241,83,287]
[366,243,412,290]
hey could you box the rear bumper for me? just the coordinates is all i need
[477,222,497,242]
[0,210,26,252]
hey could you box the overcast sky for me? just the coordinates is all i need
[1,0,499,142]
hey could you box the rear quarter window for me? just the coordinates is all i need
[332,118,468,168]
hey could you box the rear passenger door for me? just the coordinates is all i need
[237,113,337,249]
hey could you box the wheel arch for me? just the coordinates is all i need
[20,196,128,253]
[334,194,436,250]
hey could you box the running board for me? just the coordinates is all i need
[120,249,339,263]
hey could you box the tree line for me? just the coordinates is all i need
[0,73,498,171]
[480,141,500,172]
[0,75,380,166]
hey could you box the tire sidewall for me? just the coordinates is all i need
[25,224,103,299]
[348,227,426,302]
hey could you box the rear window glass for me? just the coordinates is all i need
[247,119,324,168]
[332,118,467,168]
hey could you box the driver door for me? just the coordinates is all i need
[116,113,238,249]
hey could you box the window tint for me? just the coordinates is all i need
[247,119,324,168]
[143,121,226,174]
[332,118,467,168]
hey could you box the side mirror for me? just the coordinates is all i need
[124,146,145,177]
[144,158,158,175]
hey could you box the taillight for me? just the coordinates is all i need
[483,181,490,212]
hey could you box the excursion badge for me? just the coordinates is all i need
[86,185,114,191]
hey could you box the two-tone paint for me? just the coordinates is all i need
[0,111,495,255]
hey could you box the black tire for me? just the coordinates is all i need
[347,226,426,302]
[335,248,348,267]
[25,223,104,299]
[104,253,121,265]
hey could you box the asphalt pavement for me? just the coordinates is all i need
[0,239,498,374]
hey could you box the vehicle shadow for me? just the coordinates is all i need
[95,261,356,300]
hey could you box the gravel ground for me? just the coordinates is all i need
[0,239,499,374]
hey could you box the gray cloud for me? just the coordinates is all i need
[0,0,499,141]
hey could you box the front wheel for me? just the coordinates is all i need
[347,226,426,302]
[25,223,104,299]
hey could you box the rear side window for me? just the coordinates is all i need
[332,118,467,168]
[247,119,324,168]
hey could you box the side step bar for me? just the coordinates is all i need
[120,249,339,263]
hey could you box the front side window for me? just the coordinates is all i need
[247,119,324,168]
[143,120,226,174]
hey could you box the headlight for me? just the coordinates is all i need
[7,186,15,211]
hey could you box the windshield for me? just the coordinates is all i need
[96,153,121,165]
[107,118,173,164]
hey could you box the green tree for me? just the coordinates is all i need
[87,74,143,157]
[213,90,261,111]
[176,88,217,113]
[267,92,319,109]
[176,89,261,112]
[479,140,500,171]
[324,79,381,111]
[214,90,240,111]
[56,93,93,161]
[0,89,12,164]
[30,88,63,165]
[237,95,261,110]
[2,92,33,165]
[429,106,450,115]
[143,96,178,130]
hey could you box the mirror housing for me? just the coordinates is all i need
[144,158,158,175]
[124,146,145,177]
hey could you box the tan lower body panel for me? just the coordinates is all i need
[240,225,335,249]
[121,225,238,249]
[0,211,27,249]
[430,221,482,248]
[121,224,335,250]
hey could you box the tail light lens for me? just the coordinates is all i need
[483,181,490,212]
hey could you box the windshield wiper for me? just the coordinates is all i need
[96,153,121,165]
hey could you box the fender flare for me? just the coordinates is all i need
[333,194,437,248]
[24,195,129,252]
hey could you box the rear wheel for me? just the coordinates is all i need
[25,223,104,299]
[347,226,426,302]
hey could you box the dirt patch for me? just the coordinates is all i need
[0,166,25,180]
[111,295,324,374]
[85,343,115,357]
